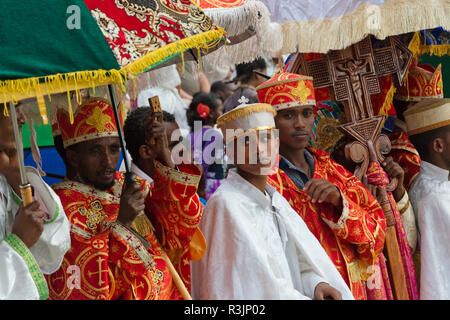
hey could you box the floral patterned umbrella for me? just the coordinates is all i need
[0,0,225,123]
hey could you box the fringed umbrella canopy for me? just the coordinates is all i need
[0,0,225,123]
[260,0,450,54]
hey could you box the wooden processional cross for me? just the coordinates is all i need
[287,35,413,300]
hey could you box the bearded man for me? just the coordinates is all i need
[47,98,202,300]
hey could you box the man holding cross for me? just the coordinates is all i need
[257,72,387,300]
[47,97,202,300]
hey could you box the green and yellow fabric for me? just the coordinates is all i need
[0,0,225,123]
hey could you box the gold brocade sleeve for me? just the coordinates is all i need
[319,160,387,274]
[47,183,157,300]
[144,161,203,290]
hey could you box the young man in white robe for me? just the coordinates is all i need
[191,102,354,300]
[405,98,450,300]
[0,104,70,300]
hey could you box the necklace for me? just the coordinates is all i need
[238,84,255,89]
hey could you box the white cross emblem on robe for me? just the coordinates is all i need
[238,96,250,104]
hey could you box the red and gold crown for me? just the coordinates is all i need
[57,98,122,148]
[394,64,443,101]
[256,72,316,111]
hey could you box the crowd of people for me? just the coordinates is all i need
[0,55,449,300]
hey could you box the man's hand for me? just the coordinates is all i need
[382,156,405,202]
[12,201,45,248]
[303,179,342,208]
[146,119,175,169]
[117,178,145,227]
[314,282,343,300]
[362,175,382,203]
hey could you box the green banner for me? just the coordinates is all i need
[0,0,119,81]
[21,123,54,149]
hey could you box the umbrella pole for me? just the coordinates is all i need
[8,102,33,205]
[107,85,132,178]
[107,85,192,300]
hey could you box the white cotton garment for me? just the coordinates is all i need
[0,167,71,300]
[409,161,450,300]
[191,170,354,300]
[0,174,40,300]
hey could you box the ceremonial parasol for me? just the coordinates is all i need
[260,0,450,55]
[0,0,226,123]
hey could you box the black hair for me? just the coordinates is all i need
[162,110,176,123]
[392,99,410,121]
[409,125,450,159]
[233,57,267,84]
[186,92,221,131]
[53,135,67,164]
[211,81,229,94]
[123,107,152,162]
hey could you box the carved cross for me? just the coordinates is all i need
[287,35,414,300]
[288,36,411,119]
[149,96,162,117]
[146,95,163,145]
[287,35,413,178]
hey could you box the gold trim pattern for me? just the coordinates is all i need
[110,221,156,270]
[321,189,350,230]
[347,260,362,283]
[394,94,443,102]
[63,131,119,148]
[78,200,108,231]
[154,161,201,186]
[53,180,121,204]
[217,103,276,128]
[408,119,450,136]
[71,224,94,239]
[255,76,314,91]
[390,144,420,156]
[399,199,411,216]
[273,99,316,110]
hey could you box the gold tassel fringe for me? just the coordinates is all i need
[419,44,450,57]
[124,28,226,76]
[279,0,450,54]
[379,83,397,116]
[0,28,225,124]
[0,69,128,124]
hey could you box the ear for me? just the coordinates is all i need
[251,72,260,82]
[432,137,445,154]
[138,144,155,161]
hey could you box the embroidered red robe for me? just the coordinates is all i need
[46,161,202,300]
[267,148,386,300]
[388,132,421,191]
